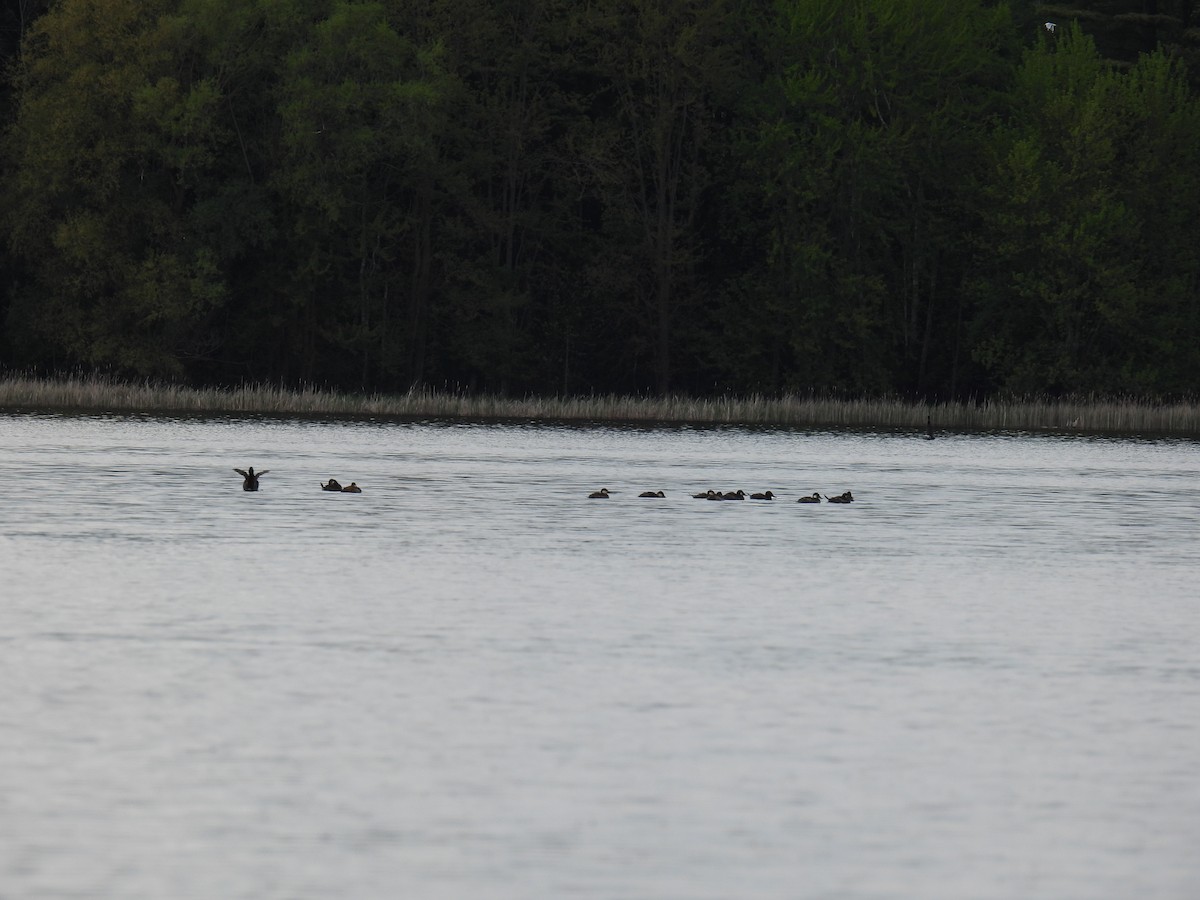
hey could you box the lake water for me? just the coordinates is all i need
[1,412,1198,899]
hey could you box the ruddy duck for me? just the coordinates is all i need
[588,488,611,499]
[341,482,362,493]
[639,490,666,498]
[797,492,821,503]
[322,479,343,491]
[824,491,854,503]
[749,491,775,500]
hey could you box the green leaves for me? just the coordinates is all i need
[970,22,1200,394]
[3,0,249,374]
[736,0,1012,394]
[2,0,1199,398]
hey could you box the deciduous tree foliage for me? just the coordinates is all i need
[733,0,1012,395]
[1,0,1198,398]
[970,24,1200,393]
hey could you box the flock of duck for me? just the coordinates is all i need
[233,467,360,493]
[235,466,853,503]
[577,420,931,503]
[588,487,855,503]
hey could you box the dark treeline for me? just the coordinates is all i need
[1,0,1198,399]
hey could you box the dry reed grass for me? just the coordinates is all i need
[1,374,1198,434]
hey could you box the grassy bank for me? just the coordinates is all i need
[1,374,1197,434]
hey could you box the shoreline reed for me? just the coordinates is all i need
[1,375,1198,435]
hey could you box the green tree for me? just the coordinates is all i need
[1115,50,1200,390]
[396,0,597,394]
[3,0,281,376]
[1037,0,1200,78]
[579,0,746,395]
[971,24,1200,394]
[273,0,450,387]
[734,0,1012,396]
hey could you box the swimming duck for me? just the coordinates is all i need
[234,467,268,491]
[797,492,821,503]
[341,482,362,493]
[588,488,611,499]
[749,491,775,500]
[639,490,666,498]
[824,491,854,503]
[322,478,343,491]
[721,490,746,500]
[693,490,718,499]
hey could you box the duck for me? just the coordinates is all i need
[341,482,362,493]
[749,491,775,500]
[321,478,343,491]
[797,492,821,503]
[720,490,746,500]
[824,491,854,503]
[639,490,666,498]
[588,488,611,499]
[234,466,268,491]
[692,489,717,499]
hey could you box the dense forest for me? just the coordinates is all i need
[1,0,1198,399]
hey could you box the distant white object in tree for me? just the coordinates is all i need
[1045,21,1057,32]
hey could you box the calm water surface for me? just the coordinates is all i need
[1,413,1198,899]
